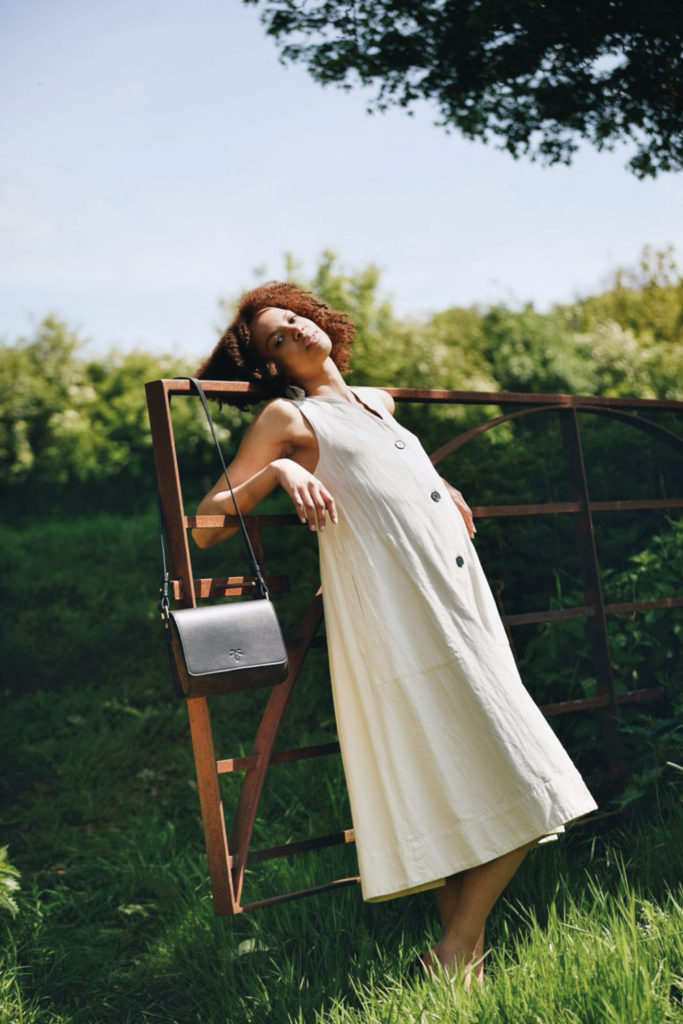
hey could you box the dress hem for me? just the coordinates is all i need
[358,780,598,902]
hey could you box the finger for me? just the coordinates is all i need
[305,489,322,532]
[315,484,337,525]
[318,486,339,530]
[307,490,326,531]
[302,485,330,532]
[292,491,307,524]
[313,490,331,531]
[301,494,318,530]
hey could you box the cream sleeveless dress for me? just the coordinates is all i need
[288,385,598,903]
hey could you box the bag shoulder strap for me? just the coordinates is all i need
[158,377,269,618]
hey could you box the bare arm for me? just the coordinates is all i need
[192,399,337,549]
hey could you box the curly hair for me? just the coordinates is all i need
[196,281,355,397]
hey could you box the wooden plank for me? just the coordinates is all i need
[240,828,355,866]
[472,498,683,518]
[186,698,236,915]
[186,513,301,527]
[503,596,683,626]
[241,877,360,913]
[504,606,593,626]
[145,380,235,915]
[188,499,683,527]
[159,377,683,411]
[217,741,340,775]
[603,596,683,614]
[540,687,666,717]
[228,592,325,907]
[590,498,683,512]
[171,574,290,599]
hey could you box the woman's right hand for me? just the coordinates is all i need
[272,458,338,532]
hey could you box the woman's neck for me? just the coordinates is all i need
[298,359,354,401]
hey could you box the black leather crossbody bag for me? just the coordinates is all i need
[158,377,289,698]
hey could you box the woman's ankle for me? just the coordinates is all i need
[432,937,479,976]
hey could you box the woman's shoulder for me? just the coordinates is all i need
[247,395,311,443]
[252,395,303,428]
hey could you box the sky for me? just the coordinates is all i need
[2,0,682,359]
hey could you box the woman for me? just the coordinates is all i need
[193,281,598,986]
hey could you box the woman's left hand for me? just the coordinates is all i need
[442,478,476,539]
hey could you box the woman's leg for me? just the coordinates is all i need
[427,839,537,986]
[436,874,485,981]
[436,872,463,932]
[434,874,485,983]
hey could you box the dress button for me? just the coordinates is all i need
[430,491,441,502]
[394,440,405,449]
[456,555,465,567]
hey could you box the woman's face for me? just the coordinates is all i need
[251,306,332,381]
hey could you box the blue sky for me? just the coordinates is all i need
[2,0,682,359]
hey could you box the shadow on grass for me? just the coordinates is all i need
[2,771,681,1024]
[1,506,681,1022]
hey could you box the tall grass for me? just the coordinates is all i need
[307,862,683,1024]
[1,511,681,1023]
[2,769,681,1023]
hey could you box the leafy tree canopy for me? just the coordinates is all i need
[2,245,681,498]
[244,0,683,177]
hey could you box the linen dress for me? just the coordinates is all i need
[288,385,598,903]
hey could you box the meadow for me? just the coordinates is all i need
[1,509,681,1024]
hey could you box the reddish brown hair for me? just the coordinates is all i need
[196,281,355,397]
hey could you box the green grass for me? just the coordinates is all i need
[1,511,682,1023]
[2,750,681,1024]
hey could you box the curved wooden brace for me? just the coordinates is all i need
[429,400,682,466]
[429,403,560,464]
[571,405,683,454]
[229,591,324,907]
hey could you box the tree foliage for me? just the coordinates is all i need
[1,246,681,503]
[244,0,683,177]
[0,322,235,508]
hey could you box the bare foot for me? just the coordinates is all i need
[414,948,439,980]
[429,942,485,991]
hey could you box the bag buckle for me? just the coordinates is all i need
[159,571,171,624]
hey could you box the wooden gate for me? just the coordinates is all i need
[146,379,683,914]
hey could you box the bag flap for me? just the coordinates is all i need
[170,600,287,678]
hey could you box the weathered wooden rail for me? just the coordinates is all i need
[146,380,683,915]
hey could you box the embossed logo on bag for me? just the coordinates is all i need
[230,649,244,661]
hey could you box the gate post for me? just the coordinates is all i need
[558,405,625,781]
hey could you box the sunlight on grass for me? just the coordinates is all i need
[2,511,682,1023]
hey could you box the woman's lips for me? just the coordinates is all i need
[304,333,319,348]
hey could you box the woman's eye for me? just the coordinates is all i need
[288,315,296,324]
[274,333,283,348]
